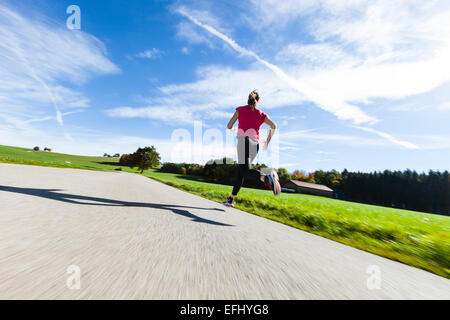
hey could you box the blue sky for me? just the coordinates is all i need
[1,0,450,173]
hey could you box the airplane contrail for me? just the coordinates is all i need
[354,126,420,150]
[8,23,64,126]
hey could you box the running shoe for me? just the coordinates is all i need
[222,196,234,207]
[265,170,282,196]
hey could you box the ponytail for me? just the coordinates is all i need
[248,90,260,106]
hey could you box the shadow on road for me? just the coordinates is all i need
[0,185,232,227]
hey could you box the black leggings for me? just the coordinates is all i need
[232,136,262,196]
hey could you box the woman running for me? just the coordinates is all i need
[223,90,281,207]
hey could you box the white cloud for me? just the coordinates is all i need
[279,163,297,168]
[105,64,309,124]
[174,6,229,48]
[436,102,450,111]
[310,1,450,57]
[176,21,214,47]
[275,43,357,69]
[0,6,119,83]
[106,103,235,126]
[317,150,336,155]
[314,158,333,162]
[134,48,162,59]
[279,129,386,147]
[279,146,300,151]
[265,0,450,107]
[205,110,233,119]
[247,0,370,30]
[292,50,450,106]
[278,116,297,120]
[405,134,450,150]
[105,105,197,125]
[0,4,119,127]
[159,65,306,109]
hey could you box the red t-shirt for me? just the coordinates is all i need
[236,105,267,143]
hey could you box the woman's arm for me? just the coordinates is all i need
[227,111,239,129]
[263,116,277,150]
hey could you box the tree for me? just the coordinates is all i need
[314,169,341,187]
[134,146,160,173]
[291,170,315,183]
[119,146,160,173]
[277,168,291,186]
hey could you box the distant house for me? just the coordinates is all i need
[284,180,334,198]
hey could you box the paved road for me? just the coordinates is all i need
[0,163,449,299]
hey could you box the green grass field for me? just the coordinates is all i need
[1,144,449,278]
[0,145,122,171]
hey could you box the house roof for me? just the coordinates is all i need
[286,180,333,192]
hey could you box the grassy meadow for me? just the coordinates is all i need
[1,144,449,278]
[0,145,121,171]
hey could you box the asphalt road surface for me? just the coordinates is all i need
[0,163,449,299]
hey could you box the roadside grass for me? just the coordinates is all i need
[1,144,449,278]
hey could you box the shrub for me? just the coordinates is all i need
[212,162,238,185]
[160,162,183,174]
[119,153,137,167]
[186,163,204,176]
[203,160,217,177]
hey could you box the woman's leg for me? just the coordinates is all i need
[247,141,265,182]
[232,163,247,196]
[231,136,264,197]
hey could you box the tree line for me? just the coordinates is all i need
[334,169,450,216]
[118,147,449,216]
[159,160,450,216]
